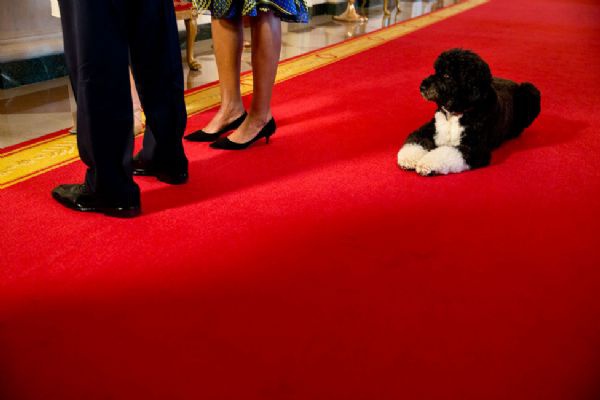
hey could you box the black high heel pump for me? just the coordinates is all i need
[184,112,247,142]
[210,118,276,150]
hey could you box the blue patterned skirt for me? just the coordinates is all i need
[193,0,309,23]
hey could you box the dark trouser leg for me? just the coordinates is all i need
[128,0,188,172]
[57,0,139,203]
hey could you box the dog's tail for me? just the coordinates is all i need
[511,82,541,138]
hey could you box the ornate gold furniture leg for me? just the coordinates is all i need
[333,0,368,22]
[384,0,401,16]
[175,1,201,71]
[384,0,391,16]
[184,11,201,71]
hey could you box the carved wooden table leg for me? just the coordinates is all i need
[184,9,201,71]
[175,1,201,71]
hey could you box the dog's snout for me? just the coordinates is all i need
[420,77,437,101]
[420,77,432,91]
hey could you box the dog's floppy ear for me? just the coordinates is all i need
[465,52,492,103]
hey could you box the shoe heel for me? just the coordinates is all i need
[210,117,275,150]
[265,119,276,144]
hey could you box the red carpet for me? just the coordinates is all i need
[2,0,600,398]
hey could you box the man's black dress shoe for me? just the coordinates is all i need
[210,118,276,150]
[184,112,247,142]
[52,184,141,218]
[132,158,188,185]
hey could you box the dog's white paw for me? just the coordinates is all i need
[416,164,434,176]
[415,146,470,176]
[397,143,429,170]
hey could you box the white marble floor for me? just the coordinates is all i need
[0,2,457,148]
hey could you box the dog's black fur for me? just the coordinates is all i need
[398,48,541,175]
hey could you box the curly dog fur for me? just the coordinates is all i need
[397,48,541,176]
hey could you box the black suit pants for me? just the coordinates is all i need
[58,0,187,201]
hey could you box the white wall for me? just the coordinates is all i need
[0,0,64,62]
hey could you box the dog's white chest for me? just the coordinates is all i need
[434,111,464,147]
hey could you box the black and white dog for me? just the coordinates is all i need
[397,48,541,176]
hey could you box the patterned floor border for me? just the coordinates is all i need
[0,0,488,189]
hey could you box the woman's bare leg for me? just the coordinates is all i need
[227,11,281,143]
[202,16,246,133]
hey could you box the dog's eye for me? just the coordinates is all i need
[443,74,451,79]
